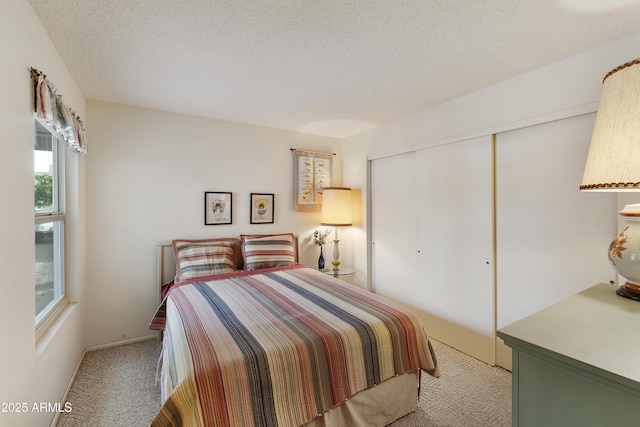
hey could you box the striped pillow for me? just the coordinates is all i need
[172,238,238,283]
[241,233,296,270]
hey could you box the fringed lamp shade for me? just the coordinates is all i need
[581,59,640,191]
[581,59,640,301]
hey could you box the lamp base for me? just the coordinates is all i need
[331,260,341,276]
[616,282,640,301]
[609,205,640,302]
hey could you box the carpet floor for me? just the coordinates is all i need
[56,338,511,426]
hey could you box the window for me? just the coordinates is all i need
[34,119,66,330]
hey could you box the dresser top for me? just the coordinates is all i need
[498,283,640,384]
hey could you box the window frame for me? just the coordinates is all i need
[34,117,67,339]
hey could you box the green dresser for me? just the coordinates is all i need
[498,283,640,427]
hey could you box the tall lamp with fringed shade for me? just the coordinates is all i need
[321,187,353,275]
[581,58,640,301]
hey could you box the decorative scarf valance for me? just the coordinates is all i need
[30,67,87,153]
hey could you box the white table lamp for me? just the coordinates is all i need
[581,58,640,300]
[321,187,352,275]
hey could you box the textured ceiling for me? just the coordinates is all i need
[27,0,640,138]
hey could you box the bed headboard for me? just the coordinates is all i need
[157,236,300,295]
[158,243,177,292]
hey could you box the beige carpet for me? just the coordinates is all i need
[56,338,511,427]
[57,339,162,427]
[392,341,511,427]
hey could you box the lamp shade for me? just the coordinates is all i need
[581,58,640,301]
[581,59,640,191]
[321,187,352,226]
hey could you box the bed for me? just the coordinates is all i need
[149,233,439,426]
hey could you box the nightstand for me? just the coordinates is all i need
[321,266,363,287]
[321,266,356,277]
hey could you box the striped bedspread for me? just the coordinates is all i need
[150,265,438,427]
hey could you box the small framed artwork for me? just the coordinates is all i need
[250,193,274,224]
[204,192,232,225]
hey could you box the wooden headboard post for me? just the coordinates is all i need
[158,243,176,296]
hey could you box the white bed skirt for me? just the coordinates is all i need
[306,370,420,427]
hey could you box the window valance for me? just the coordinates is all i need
[30,67,87,153]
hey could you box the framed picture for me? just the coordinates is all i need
[204,192,232,225]
[292,149,333,212]
[250,193,274,224]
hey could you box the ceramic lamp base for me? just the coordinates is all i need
[609,204,640,302]
[616,282,640,301]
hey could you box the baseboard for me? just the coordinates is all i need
[85,334,158,352]
[495,338,513,371]
[50,348,86,427]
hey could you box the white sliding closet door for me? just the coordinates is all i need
[495,113,617,368]
[415,136,495,364]
[370,152,416,312]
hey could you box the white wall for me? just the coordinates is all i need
[84,101,340,348]
[0,1,86,426]
[343,32,640,288]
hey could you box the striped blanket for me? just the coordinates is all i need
[150,266,438,427]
